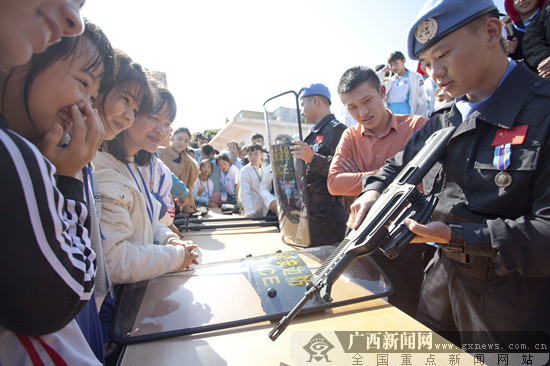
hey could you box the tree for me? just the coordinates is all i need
[203,129,220,141]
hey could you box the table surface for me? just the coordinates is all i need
[119,211,476,366]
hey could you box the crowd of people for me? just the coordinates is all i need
[1,0,550,364]
[154,131,277,219]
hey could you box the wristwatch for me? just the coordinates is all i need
[445,223,465,252]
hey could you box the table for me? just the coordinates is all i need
[119,211,478,365]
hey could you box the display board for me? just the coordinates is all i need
[110,246,392,344]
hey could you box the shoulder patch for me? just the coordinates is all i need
[329,118,347,129]
[430,101,453,116]
[529,79,550,98]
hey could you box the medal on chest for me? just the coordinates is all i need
[490,125,528,188]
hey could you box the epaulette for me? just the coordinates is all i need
[529,78,550,98]
[329,117,346,129]
[429,101,453,117]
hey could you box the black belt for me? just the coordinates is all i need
[309,194,338,203]
[441,248,493,281]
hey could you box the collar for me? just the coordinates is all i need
[396,70,409,79]
[309,114,336,134]
[455,59,517,122]
[466,62,536,129]
[361,110,396,137]
[514,8,540,29]
[168,145,185,157]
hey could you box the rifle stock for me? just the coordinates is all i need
[269,126,456,341]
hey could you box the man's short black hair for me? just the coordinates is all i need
[337,66,381,94]
[467,8,501,33]
[388,51,406,63]
[246,143,263,153]
[201,144,215,157]
[251,133,264,141]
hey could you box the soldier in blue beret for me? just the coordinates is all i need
[349,0,550,348]
[289,83,348,246]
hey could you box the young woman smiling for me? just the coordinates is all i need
[0,14,114,365]
[94,84,198,286]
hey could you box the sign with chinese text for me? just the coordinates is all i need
[247,252,325,313]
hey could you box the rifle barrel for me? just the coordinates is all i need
[269,287,316,341]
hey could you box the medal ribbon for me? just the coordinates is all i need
[493,143,511,171]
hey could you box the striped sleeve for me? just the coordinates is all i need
[0,127,95,336]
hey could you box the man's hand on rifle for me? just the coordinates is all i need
[348,190,452,244]
[404,219,451,244]
[347,190,380,229]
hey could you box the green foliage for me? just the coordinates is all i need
[190,128,221,148]
[203,129,220,140]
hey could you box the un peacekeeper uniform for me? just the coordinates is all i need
[361,0,550,345]
[365,62,550,344]
[304,113,348,246]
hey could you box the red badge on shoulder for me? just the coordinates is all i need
[314,135,324,143]
[491,125,528,146]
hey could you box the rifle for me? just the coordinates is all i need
[268,126,456,341]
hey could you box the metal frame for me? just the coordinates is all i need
[179,222,279,231]
[262,90,303,143]
[262,90,312,247]
[174,216,279,231]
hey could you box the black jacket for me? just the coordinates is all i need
[303,114,347,198]
[363,63,550,278]
[523,3,550,69]
[303,113,348,245]
[0,116,95,335]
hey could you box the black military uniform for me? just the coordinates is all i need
[363,63,550,343]
[303,113,348,246]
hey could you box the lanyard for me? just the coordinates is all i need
[149,162,154,191]
[220,171,227,193]
[82,165,106,240]
[126,162,154,225]
[199,178,210,198]
[254,165,263,182]
[149,160,166,196]
[82,165,91,208]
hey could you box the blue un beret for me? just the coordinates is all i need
[408,0,497,60]
[299,83,331,104]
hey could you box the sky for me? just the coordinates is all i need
[81,0,506,134]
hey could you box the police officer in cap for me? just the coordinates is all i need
[348,0,550,346]
[291,83,348,246]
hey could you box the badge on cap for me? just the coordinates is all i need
[415,18,438,44]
